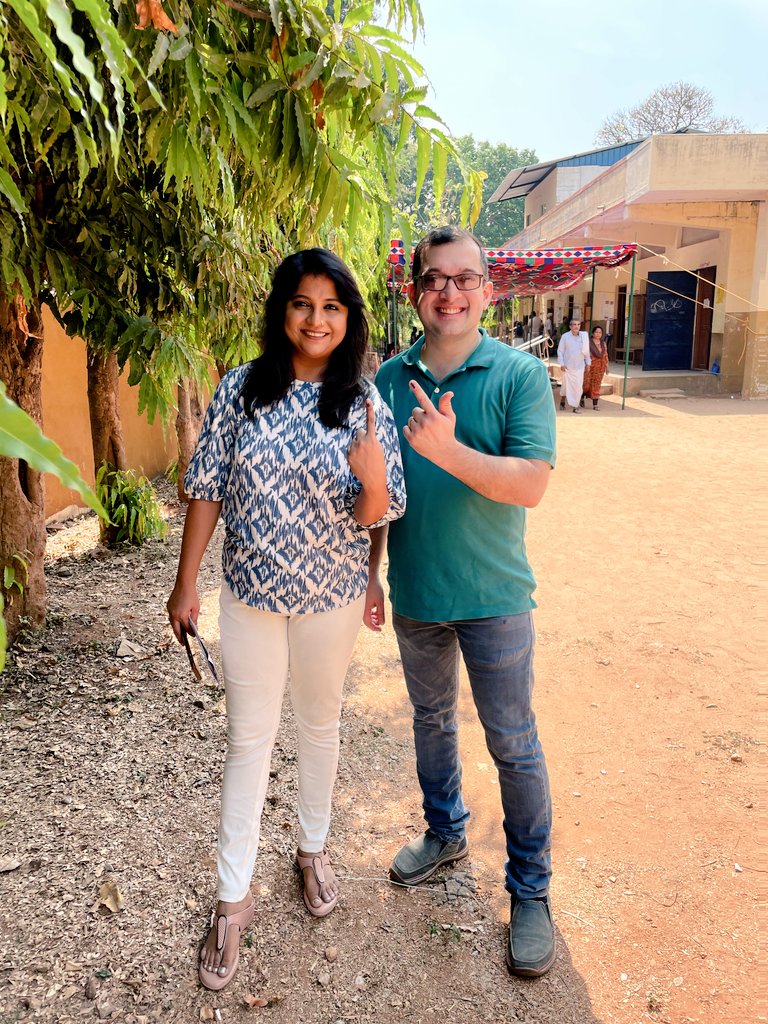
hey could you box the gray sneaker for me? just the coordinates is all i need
[389,830,469,885]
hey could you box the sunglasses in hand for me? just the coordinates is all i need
[182,617,219,683]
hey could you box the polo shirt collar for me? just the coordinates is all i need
[401,328,495,372]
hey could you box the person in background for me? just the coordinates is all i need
[557,315,570,340]
[167,248,405,991]
[530,309,542,341]
[581,324,609,410]
[557,318,590,413]
[544,312,556,351]
[370,225,557,979]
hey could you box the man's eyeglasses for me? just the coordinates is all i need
[182,618,219,683]
[417,272,485,292]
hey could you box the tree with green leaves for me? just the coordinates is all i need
[0,0,482,640]
[397,133,536,248]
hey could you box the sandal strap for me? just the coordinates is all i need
[296,848,330,886]
[213,900,255,953]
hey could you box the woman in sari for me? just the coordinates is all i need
[581,325,609,410]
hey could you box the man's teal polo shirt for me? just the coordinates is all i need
[375,330,556,622]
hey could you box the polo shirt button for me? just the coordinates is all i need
[434,387,440,393]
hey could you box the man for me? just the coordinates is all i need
[367,226,557,978]
[557,318,590,413]
[530,308,542,341]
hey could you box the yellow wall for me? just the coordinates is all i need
[41,306,175,517]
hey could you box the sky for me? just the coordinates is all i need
[406,0,768,162]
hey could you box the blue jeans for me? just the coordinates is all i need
[393,612,551,899]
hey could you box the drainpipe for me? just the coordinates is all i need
[621,252,637,410]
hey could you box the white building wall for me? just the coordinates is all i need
[524,166,611,235]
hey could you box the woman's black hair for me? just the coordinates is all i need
[240,248,368,429]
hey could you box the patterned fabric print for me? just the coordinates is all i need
[583,352,609,399]
[185,366,405,615]
[388,239,637,298]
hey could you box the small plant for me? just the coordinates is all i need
[164,459,179,485]
[0,554,29,674]
[95,465,167,547]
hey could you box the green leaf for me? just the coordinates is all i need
[332,175,349,228]
[0,383,104,517]
[0,594,6,672]
[282,90,297,161]
[44,0,120,157]
[414,128,430,203]
[147,32,171,78]
[431,137,447,215]
[0,168,27,219]
[343,1,374,29]
[269,0,283,34]
[245,79,284,108]
[294,94,310,158]
[294,48,328,90]
[413,104,445,125]
[168,36,193,62]
[315,166,337,227]
[395,110,411,153]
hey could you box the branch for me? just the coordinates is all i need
[217,0,271,18]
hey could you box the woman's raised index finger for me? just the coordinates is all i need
[408,379,432,411]
[366,397,375,432]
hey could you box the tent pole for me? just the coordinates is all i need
[394,279,399,351]
[389,266,396,351]
[621,253,637,410]
[589,266,596,331]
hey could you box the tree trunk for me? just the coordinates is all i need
[175,380,203,503]
[86,347,128,475]
[0,288,47,640]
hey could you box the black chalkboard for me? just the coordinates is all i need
[643,271,697,371]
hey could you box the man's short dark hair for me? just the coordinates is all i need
[411,226,488,281]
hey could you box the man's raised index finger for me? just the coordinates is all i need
[408,379,433,411]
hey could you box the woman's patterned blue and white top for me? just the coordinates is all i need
[184,365,406,615]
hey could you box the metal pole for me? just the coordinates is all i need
[394,284,399,352]
[389,266,396,351]
[589,265,596,332]
[621,253,637,410]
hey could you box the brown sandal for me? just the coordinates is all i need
[198,900,255,991]
[295,849,339,918]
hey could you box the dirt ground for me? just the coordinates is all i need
[0,393,764,1024]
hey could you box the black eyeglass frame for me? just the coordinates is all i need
[415,272,487,292]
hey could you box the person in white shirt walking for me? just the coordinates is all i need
[557,318,591,413]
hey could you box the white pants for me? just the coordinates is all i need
[562,364,586,407]
[216,583,365,902]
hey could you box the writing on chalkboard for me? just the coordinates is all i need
[650,297,683,314]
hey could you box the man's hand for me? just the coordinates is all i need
[402,380,457,466]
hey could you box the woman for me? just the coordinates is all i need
[557,318,591,413]
[581,325,609,410]
[167,249,405,991]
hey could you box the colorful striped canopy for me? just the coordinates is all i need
[388,241,637,298]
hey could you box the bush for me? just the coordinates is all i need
[95,465,167,547]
